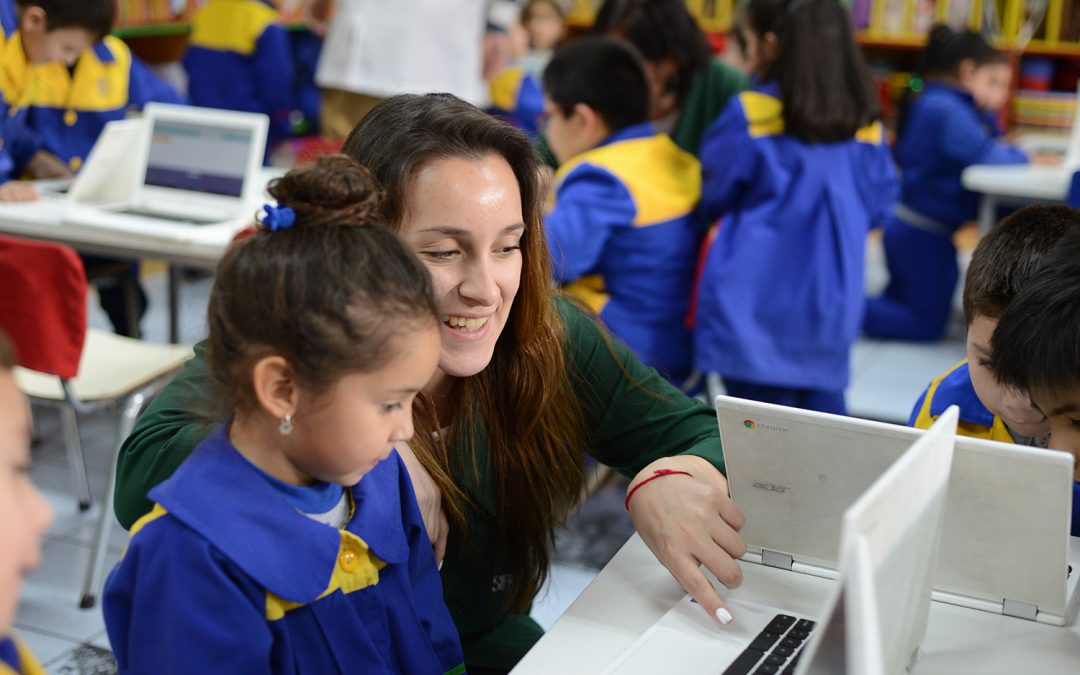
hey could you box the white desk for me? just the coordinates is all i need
[961,164,1074,234]
[513,534,1080,674]
[0,168,282,341]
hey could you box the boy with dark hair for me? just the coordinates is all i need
[911,205,1080,535]
[543,35,703,386]
[1,0,116,201]
[990,233,1080,535]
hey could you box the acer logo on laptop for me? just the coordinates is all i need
[752,480,790,493]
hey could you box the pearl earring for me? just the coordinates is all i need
[279,413,293,435]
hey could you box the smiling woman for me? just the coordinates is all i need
[113,93,747,674]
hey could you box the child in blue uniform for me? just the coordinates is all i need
[27,36,181,172]
[695,0,897,414]
[990,233,1080,537]
[103,155,465,674]
[183,0,296,154]
[864,25,1056,341]
[1,0,113,201]
[910,204,1080,536]
[543,36,703,385]
[0,331,54,675]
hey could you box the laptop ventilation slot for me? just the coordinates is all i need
[1002,599,1038,621]
[761,549,793,571]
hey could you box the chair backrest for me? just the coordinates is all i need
[0,235,88,379]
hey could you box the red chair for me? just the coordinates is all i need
[0,234,192,607]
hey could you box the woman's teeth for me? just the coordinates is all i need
[446,316,488,331]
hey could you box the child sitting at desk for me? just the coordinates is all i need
[542,35,703,386]
[1,0,113,202]
[0,331,54,675]
[989,232,1080,535]
[863,25,1059,342]
[183,0,297,155]
[910,204,1080,536]
[102,155,464,673]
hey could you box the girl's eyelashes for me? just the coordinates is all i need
[382,402,403,413]
[422,250,459,260]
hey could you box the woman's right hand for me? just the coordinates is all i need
[396,441,449,566]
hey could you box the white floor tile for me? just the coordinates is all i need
[15,540,117,643]
[9,626,81,665]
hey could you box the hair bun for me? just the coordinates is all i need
[265,154,385,230]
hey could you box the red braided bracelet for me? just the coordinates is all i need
[624,469,694,510]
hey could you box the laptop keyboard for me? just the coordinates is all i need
[722,614,816,675]
[115,207,222,226]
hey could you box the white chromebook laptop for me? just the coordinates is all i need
[35,117,145,204]
[599,408,959,675]
[717,396,1079,627]
[63,103,268,228]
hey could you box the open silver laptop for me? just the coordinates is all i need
[599,408,959,675]
[717,396,1079,626]
[36,117,145,204]
[63,103,268,228]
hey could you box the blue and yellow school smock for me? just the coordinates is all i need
[27,36,182,171]
[0,31,44,182]
[489,66,544,137]
[0,637,45,675]
[694,83,897,391]
[911,359,1080,537]
[183,0,295,146]
[546,122,703,383]
[102,427,465,674]
[895,82,1027,232]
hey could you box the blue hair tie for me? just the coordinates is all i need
[261,204,296,232]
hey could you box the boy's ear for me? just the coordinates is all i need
[19,6,47,36]
[572,102,607,139]
[250,356,299,421]
[957,58,977,82]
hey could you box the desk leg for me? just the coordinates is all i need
[168,265,180,344]
[978,194,998,236]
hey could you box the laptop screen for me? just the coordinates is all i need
[143,120,253,197]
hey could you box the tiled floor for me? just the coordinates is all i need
[13,238,972,670]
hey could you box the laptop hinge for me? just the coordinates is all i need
[1002,598,1038,621]
[761,549,793,570]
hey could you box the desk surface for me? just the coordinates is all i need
[961,164,1073,202]
[513,534,1080,674]
[0,168,283,268]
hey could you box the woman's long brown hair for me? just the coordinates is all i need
[344,93,588,613]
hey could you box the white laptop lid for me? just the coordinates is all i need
[67,118,145,205]
[132,103,268,218]
[797,408,957,675]
[717,396,1076,623]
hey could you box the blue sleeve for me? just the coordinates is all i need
[1071,481,1080,538]
[941,108,1028,167]
[545,164,636,282]
[699,99,757,222]
[397,456,465,672]
[103,520,273,674]
[7,122,42,174]
[127,55,184,107]
[253,24,297,140]
[908,386,929,427]
[859,137,899,231]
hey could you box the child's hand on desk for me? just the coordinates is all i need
[26,150,74,179]
[0,181,39,202]
[627,455,747,627]
[1029,151,1064,167]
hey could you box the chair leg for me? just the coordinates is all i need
[59,405,92,512]
[80,392,146,609]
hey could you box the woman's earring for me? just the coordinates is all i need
[279,413,293,436]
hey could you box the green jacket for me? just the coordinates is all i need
[114,297,726,670]
[536,57,748,167]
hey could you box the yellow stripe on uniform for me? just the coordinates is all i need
[265,530,387,621]
[556,135,701,227]
[739,91,784,138]
[562,275,609,314]
[190,0,278,56]
[30,36,131,110]
[489,67,526,111]
[855,120,885,145]
[911,360,1014,442]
